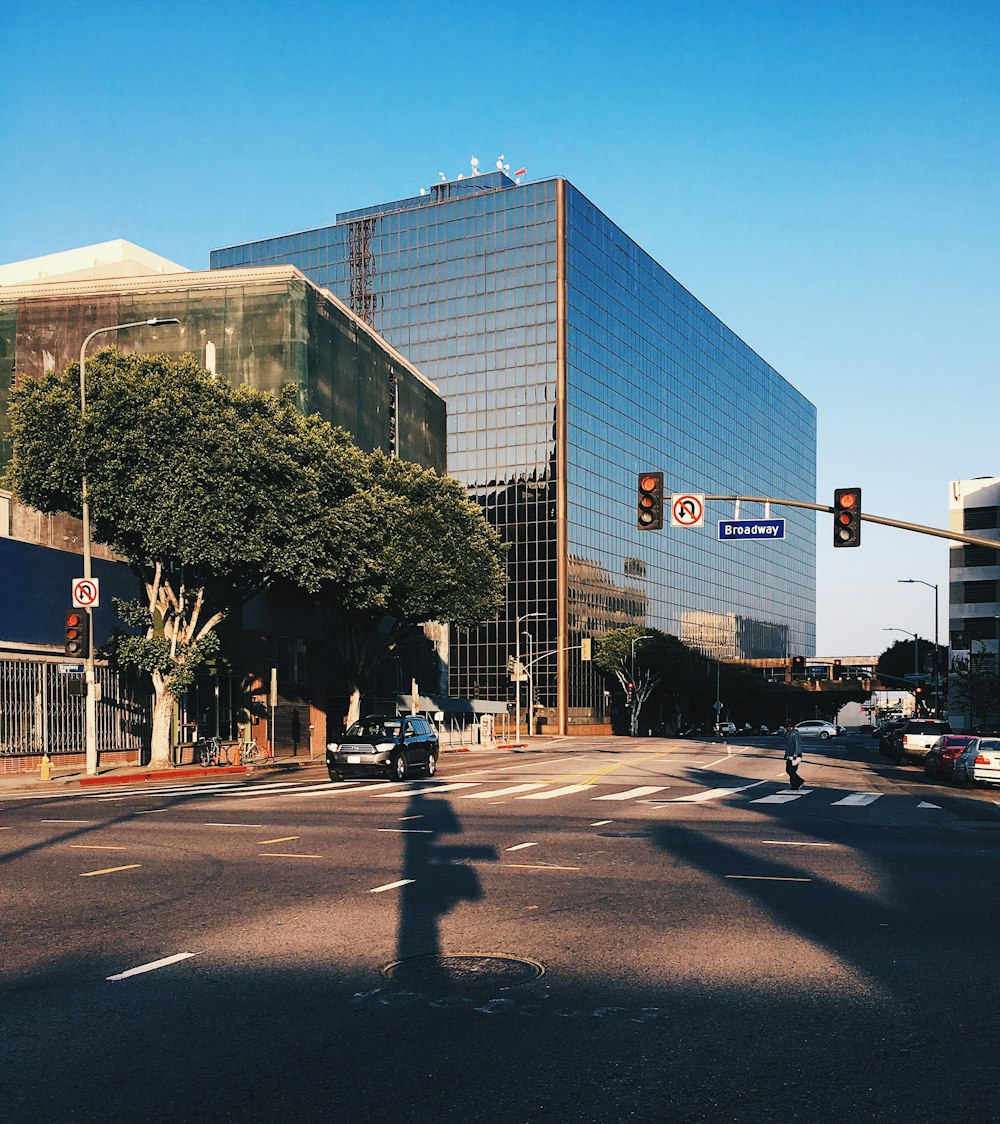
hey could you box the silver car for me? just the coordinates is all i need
[793,720,838,741]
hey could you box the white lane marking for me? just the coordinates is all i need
[370,879,415,893]
[377,828,433,834]
[519,784,596,800]
[42,818,92,824]
[831,793,882,807]
[760,840,835,848]
[310,782,397,796]
[918,801,942,809]
[89,783,245,799]
[592,786,668,801]
[462,782,550,799]
[371,782,482,798]
[751,793,805,804]
[590,820,613,827]
[669,782,766,803]
[219,782,351,797]
[506,842,538,851]
[450,753,594,778]
[203,822,265,828]
[107,952,196,981]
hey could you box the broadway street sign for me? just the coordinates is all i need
[718,518,786,541]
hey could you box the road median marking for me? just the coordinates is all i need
[505,863,580,871]
[725,874,811,882]
[80,864,141,877]
[259,852,323,858]
[70,845,127,851]
[257,836,299,844]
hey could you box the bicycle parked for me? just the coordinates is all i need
[197,735,224,766]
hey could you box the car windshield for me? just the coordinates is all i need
[980,739,1000,752]
[345,719,401,739]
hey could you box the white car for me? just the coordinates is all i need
[716,722,737,735]
[952,737,1000,787]
[793,720,838,741]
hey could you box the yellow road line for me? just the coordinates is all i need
[573,752,674,785]
[80,864,141,877]
[69,845,127,851]
[257,836,299,844]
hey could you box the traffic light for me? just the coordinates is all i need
[831,659,842,680]
[637,472,664,530]
[791,656,806,680]
[64,610,89,658]
[626,682,634,704]
[833,487,862,548]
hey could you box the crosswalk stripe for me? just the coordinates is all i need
[371,782,483,798]
[831,793,882,807]
[751,793,804,804]
[462,782,550,799]
[669,784,762,803]
[592,786,668,801]
[518,784,595,800]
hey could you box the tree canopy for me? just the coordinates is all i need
[6,348,505,758]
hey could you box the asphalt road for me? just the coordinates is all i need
[2,735,999,1123]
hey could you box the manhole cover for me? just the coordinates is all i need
[381,953,544,993]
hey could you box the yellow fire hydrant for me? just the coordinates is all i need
[40,753,52,782]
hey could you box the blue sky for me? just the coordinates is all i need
[3,0,998,657]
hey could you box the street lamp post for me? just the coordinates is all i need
[899,579,939,714]
[514,611,543,741]
[80,318,180,776]
[883,626,920,714]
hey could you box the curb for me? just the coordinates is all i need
[79,765,248,787]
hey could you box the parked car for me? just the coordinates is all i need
[793,720,838,740]
[716,722,737,736]
[326,715,439,781]
[883,718,953,763]
[952,737,1000,788]
[923,734,975,781]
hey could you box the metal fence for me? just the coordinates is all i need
[0,657,150,757]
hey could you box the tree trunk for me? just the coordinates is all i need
[148,685,177,768]
[346,686,362,729]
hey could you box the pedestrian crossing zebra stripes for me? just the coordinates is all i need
[0,775,938,813]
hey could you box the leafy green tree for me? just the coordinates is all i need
[317,451,507,727]
[6,350,371,766]
[949,643,1000,729]
[593,626,659,736]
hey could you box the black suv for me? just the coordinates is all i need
[326,715,439,782]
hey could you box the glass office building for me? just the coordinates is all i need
[213,172,817,733]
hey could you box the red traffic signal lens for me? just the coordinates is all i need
[837,492,857,510]
[66,611,82,627]
[639,476,658,493]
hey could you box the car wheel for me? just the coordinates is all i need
[425,752,438,777]
[327,768,344,782]
[389,752,407,782]
[820,731,830,740]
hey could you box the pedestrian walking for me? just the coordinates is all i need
[784,730,805,790]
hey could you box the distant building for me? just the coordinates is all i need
[213,170,817,732]
[948,476,1000,729]
[0,259,446,764]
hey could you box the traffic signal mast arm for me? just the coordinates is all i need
[702,495,1000,551]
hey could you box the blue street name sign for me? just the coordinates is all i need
[718,518,786,541]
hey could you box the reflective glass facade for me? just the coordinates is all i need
[212,174,816,730]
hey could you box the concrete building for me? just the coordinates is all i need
[0,257,446,768]
[948,476,1000,729]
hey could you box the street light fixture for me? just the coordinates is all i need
[514,611,543,741]
[883,626,921,714]
[80,318,181,776]
[898,579,939,714]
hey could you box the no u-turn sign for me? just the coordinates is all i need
[670,494,705,528]
[71,577,100,609]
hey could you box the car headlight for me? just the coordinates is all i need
[327,743,340,752]
[375,742,394,753]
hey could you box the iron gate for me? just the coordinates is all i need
[0,657,150,757]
